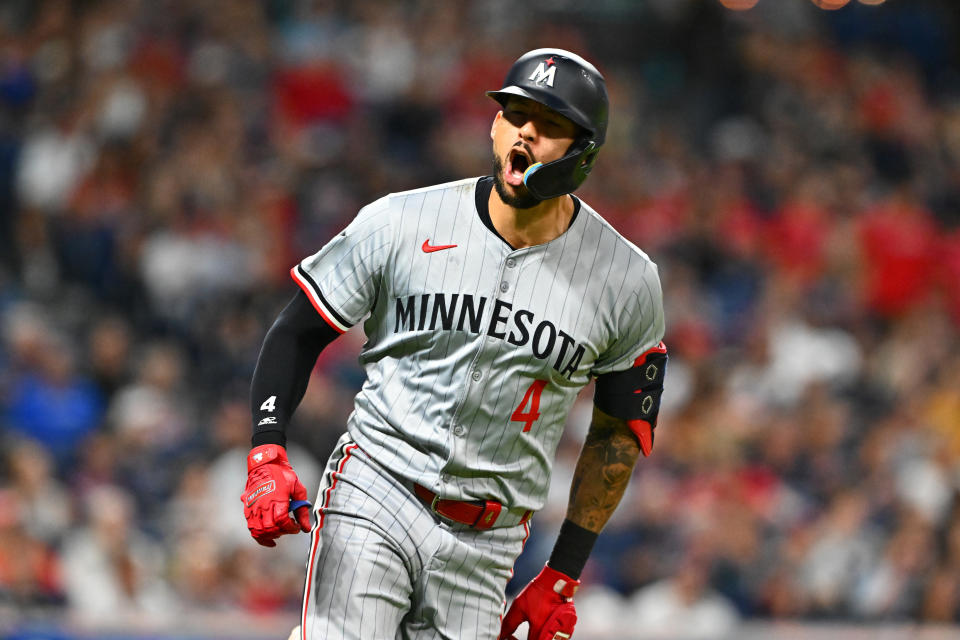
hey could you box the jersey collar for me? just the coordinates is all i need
[474,176,581,251]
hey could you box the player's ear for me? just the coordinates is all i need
[491,111,502,140]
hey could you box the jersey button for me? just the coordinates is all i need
[506,258,516,268]
[500,281,509,293]
[471,370,482,382]
[453,425,466,437]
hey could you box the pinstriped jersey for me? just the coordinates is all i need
[292,176,665,513]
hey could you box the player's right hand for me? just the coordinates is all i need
[499,565,579,640]
[241,444,312,547]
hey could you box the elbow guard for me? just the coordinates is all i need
[593,341,667,456]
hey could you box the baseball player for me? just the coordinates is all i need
[241,48,667,640]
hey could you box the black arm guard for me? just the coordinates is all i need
[593,341,667,456]
[250,290,340,447]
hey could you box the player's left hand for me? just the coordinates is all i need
[499,565,580,640]
[241,444,312,547]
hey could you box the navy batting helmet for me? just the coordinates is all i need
[487,48,609,200]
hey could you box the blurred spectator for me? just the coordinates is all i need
[60,485,175,625]
[3,305,104,469]
[15,110,95,214]
[4,438,72,544]
[798,490,880,615]
[0,488,64,612]
[85,314,132,400]
[857,185,940,318]
[106,340,194,518]
[628,554,740,638]
[852,513,935,619]
[107,340,189,450]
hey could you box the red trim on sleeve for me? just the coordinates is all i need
[289,267,347,334]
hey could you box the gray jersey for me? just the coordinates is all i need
[292,176,664,513]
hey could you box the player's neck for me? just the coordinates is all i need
[488,190,575,249]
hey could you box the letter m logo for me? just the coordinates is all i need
[528,62,556,87]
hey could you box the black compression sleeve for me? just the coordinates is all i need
[250,290,340,447]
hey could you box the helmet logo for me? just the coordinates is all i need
[528,59,557,87]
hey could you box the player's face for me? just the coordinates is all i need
[491,96,580,208]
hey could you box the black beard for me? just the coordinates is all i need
[492,155,542,209]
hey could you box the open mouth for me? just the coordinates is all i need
[505,148,532,186]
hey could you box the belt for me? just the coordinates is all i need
[413,483,532,530]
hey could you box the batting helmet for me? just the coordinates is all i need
[487,48,609,200]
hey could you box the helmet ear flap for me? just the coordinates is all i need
[577,143,600,176]
[570,140,600,187]
[523,140,601,200]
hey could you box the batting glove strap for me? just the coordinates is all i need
[539,565,581,600]
[247,444,289,471]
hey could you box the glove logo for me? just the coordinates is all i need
[552,634,571,640]
[253,452,264,463]
[245,480,275,506]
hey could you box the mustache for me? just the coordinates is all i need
[512,141,536,164]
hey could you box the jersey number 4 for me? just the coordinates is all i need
[511,380,548,432]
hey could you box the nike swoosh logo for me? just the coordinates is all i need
[422,239,458,253]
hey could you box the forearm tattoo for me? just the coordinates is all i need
[567,406,642,532]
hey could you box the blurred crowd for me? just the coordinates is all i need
[1,0,959,634]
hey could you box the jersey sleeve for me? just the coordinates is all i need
[590,258,665,377]
[291,196,394,333]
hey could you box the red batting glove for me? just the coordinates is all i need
[499,565,580,640]
[241,444,312,547]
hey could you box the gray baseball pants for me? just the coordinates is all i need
[299,434,531,640]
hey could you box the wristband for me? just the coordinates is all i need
[547,519,598,580]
